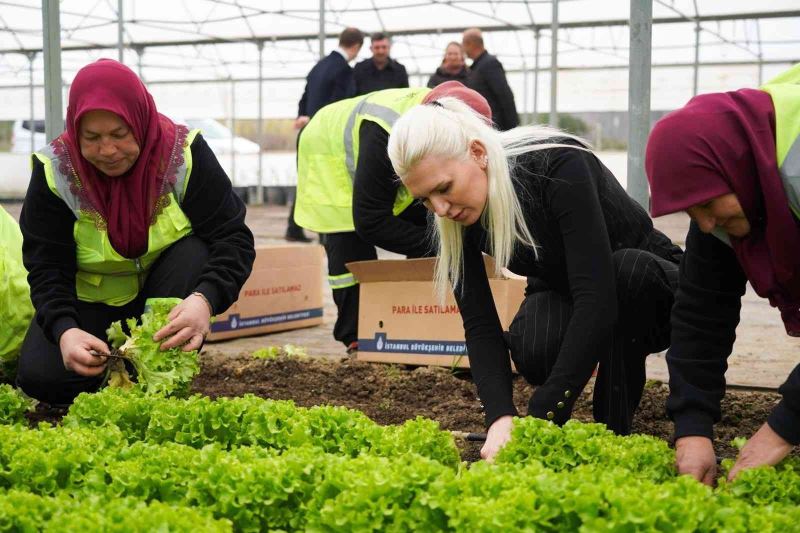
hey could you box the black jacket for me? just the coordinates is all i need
[457,143,681,427]
[351,121,432,258]
[353,58,409,96]
[427,66,469,88]
[298,52,355,118]
[666,222,800,445]
[20,134,256,344]
[467,51,519,131]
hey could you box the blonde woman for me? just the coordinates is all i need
[388,99,682,461]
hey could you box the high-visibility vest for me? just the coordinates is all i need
[762,62,800,219]
[32,128,199,306]
[294,87,431,233]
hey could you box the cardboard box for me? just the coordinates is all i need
[207,244,325,341]
[346,256,526,368]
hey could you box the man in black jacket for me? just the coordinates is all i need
[353,32,409,96]
[288,27,364,242]
[296,27,364,127]
[462,28,519,131]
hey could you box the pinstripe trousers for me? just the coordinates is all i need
[507,248,680,435]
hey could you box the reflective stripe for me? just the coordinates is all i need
[343,101,401,180]
[780,134,800,219]
[328,273,358,289]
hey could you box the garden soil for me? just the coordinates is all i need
[190,352,788,463]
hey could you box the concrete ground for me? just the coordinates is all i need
[4,195,797,390]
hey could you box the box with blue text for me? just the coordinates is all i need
[346,256,526,368]
[207,244,325,341]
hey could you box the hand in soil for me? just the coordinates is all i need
[59,327,110,377]
[481,415,514,462]
[675,436,717,486]
[153,294,211,351]
[727,422,793,482]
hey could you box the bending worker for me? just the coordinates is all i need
[646,63,800,484]
[294,82,492,354]
[17,59,255,405]
[388,95,682,461]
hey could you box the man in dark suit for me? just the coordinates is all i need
[462,28,519,131]
[353,32,409,96]
[288,27,364,242]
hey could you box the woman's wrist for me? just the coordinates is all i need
[191,291,213,315]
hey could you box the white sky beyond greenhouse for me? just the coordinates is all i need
[0,0,798,119]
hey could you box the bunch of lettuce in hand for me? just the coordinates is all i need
[105,298,200,396]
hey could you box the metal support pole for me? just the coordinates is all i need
[134,46,144,79]
[28,52,36,154]
[117,0,124,63]
[319,0,325,59]
[627,0,652,209]
[758,54,763,86]
[522,61,529,125]
[229,78,236,187]
[549,0,559,128]
[42,0,64,142]
[256,41,264,205]
[692,20,700,95]
[533,29,540,121]
[756,20,764,86]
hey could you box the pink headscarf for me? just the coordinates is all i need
[423,80,492,122]
[646,88,800,336]
[57,59,186,258]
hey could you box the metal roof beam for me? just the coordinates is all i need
[2,9,798,55]
[3,57,796,90]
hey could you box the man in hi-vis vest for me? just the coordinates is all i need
[294,82,492,353]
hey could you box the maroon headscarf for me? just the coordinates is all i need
[646,88,800,336]
[56,59,186,258]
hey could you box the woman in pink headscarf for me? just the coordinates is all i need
[646,64,800,485]
[17,59,255,405]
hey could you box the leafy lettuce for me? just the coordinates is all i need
[106,298,199,395]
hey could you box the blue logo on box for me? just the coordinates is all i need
[211,307,323,333]
[358,333,467,356]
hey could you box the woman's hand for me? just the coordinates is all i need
[481,415,514,462]
[675,436,718,486]
[153,293,212,352]
[59,327,110,376]
[727,423,793,482]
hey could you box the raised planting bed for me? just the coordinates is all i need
[192,351,787,462]
[2,351,796,532]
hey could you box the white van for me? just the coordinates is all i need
[11,120,47,154]
[177,118,261,187]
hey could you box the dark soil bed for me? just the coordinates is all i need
[191,351,786,462]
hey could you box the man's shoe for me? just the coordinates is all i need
[285,230,312,243]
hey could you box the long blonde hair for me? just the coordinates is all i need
[388,97,589,300]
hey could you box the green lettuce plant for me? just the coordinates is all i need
[105,298,199,395]
[0,384,35,425]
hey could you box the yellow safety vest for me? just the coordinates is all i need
[294,87,431,233]
[762,63,800,219]
[32,128,199,306]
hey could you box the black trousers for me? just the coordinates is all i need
[16,235,209,406]
[285,194,307,238]
[321,232,378,347]
[507,248,679,435]
[286,129,308,239]
[322,228,435,348]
